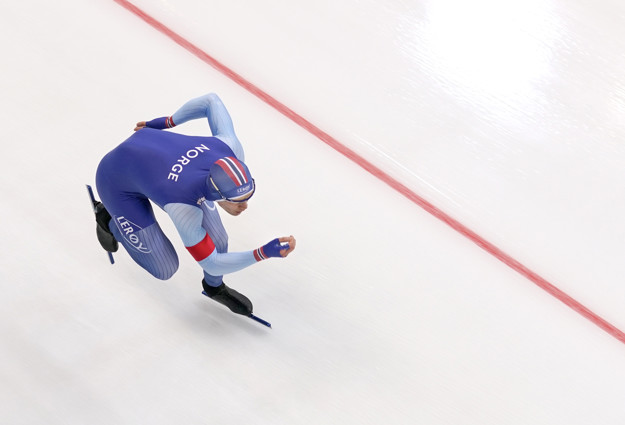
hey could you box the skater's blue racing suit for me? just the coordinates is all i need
[96,93,276,286]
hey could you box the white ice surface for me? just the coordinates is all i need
[1,1,625,424]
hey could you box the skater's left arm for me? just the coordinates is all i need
[164,203,294,276]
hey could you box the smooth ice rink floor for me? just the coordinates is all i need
[2,1,625,424]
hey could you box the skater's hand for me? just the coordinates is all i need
[134,121,147,131]
[258,236,296,260]
[278,235,296,257]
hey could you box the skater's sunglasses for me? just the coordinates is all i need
[211,178,256,203]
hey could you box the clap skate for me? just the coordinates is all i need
[201,279,272,328]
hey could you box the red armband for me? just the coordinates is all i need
[186,233,216,261]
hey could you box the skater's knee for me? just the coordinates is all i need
[148,262,179,280]
[151,270,177,280]
[142,251,179,280]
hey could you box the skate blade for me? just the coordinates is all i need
[202,291,272,328]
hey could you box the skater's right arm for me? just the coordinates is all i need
[134,93,245,160]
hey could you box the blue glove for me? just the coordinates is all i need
[254,238,289,261]
[145,116,176,129]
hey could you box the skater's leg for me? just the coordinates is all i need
[99,191,179,280]
[198,200,252,315]
[96,156,178,280]
[199,200,228,287]
[109,219,179,280]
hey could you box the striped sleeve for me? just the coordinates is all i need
[253,247,268,261]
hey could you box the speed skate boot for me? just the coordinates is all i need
[93,201,118,253]
[202,279,253,316]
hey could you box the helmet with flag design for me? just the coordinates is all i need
[206,156,255,202]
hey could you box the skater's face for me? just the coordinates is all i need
[218,200,249,216]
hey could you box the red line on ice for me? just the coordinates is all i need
[114,0,625,345]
